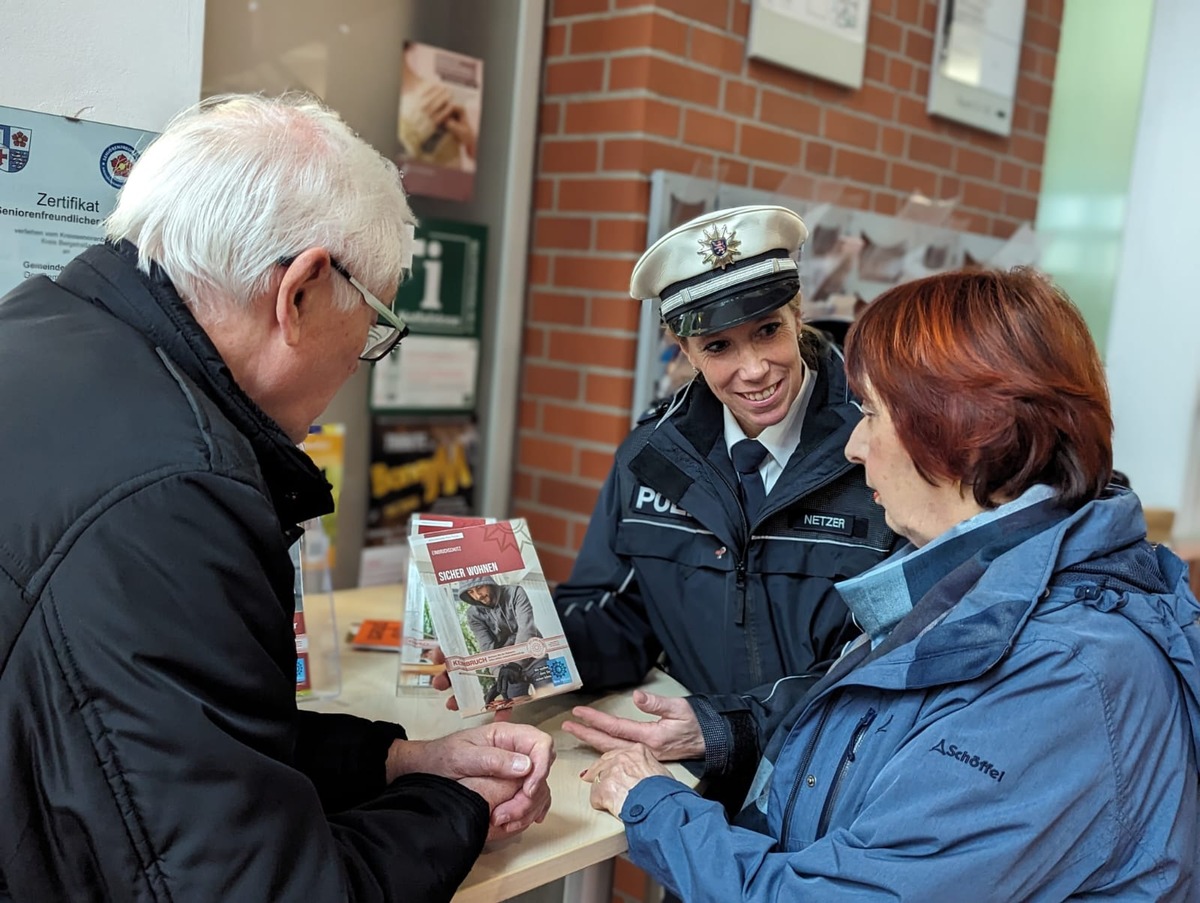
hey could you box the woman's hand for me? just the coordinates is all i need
[562,690,705,762]
[581,744,673,817]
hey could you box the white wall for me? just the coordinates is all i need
[2,0,204,131]
[1106,0,1200,509]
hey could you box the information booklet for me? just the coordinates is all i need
[397,513,496,693]
[407,518,583,715]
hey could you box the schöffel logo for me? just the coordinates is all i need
[929,738,1006,782]
[0,124,32,174]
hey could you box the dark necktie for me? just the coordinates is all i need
[731,438,769,524]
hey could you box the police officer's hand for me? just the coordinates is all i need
[580,744,673,818]
[431,646,513,721]
[562,690,706,762]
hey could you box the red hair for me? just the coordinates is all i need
[844,268,1112,509]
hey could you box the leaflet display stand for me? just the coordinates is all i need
[293,519,342,701]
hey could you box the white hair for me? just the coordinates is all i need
[105,92,414,317]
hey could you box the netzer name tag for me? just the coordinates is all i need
[795,511,854,536]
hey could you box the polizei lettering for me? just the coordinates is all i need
[633,486,689,517]
[930,738,1005,782]
[36,192,102,212]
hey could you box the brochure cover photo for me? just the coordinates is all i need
[407,518,582,715]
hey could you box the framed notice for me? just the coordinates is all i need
[370,219,486,414]
[747,0,871,89]
[0,104,156,292]
[927,0,1027,136]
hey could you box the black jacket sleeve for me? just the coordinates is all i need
[31,472,487,903]
[294,710,407,813]
[554,461,661,690]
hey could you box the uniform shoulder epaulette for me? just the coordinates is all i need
[636,396,672,425]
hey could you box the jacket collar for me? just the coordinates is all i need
[828,490,1200,698]
[56,241,332,531]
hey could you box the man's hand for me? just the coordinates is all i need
[387,722,554,833]
[562,690,705,762]
[581,744,673,818]
[459,774,551,841]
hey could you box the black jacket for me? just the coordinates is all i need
[555,342,896,765]
[0,243,487,902]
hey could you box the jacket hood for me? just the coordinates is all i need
[459,577,502,606]
[851,490,1200,761]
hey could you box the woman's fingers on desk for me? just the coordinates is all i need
[580,745,673,817]
[562,691,705,761]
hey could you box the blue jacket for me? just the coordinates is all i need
[621,491,1200,901]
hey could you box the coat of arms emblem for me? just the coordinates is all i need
[0,125,32,174]
[698,223,741,269]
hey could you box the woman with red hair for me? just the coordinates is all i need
[577,268,1200,901]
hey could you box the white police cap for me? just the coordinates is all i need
[630,204,808,337]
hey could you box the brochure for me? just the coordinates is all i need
[407,518,583,715]
[397,513,495,692]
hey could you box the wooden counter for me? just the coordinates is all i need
[302,584,696,903]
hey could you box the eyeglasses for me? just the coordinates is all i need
[277,254,410,361]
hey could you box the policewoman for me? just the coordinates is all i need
[555,205,896,750]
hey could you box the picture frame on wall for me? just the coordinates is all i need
[926,0,1027,136]
[746,0,871,90]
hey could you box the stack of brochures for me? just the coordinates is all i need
[401,515,583,716]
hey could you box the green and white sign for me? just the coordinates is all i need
[394,219,486,337]
[371,219,487,414]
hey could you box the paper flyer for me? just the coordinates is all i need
[302,423,345,568]
[407,519,582,716]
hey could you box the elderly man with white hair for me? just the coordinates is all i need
[0,93,552,903]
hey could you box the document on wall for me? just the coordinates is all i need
[757,0,869,44]
[0,104,156,293]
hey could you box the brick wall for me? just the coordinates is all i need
[514,0,1063,588]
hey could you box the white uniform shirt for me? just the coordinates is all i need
[723,360,814,496]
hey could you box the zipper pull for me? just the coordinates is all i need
[735,560,747,625]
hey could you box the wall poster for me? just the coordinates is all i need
[359,417,479,587]
[396,41,484,202]
[747,0,871,89]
